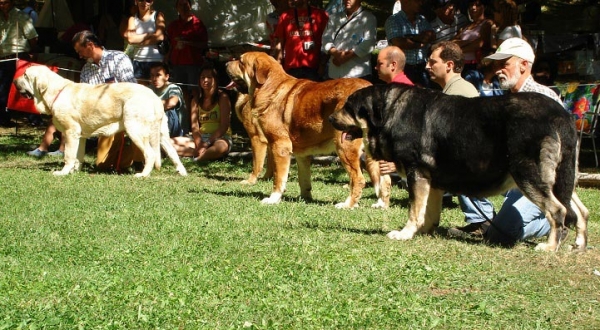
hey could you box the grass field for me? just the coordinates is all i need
[1,123,599,329]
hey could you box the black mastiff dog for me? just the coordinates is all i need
[329,84,588,252]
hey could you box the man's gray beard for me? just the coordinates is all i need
[87,58,94,64]
[498,72,521,89]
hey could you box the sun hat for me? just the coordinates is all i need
[484,37,535,63]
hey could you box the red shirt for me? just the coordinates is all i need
[274,7,328,70]
[391,72,414,86]
[167,15,208,66]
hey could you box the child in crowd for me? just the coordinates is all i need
[149,62,184,137]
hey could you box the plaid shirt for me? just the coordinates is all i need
[518,75,563,107]
[384,11,432,65]
[80,49,136,85]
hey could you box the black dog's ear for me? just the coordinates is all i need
[356,90,384,128]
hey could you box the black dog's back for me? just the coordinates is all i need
[359,85,577,202]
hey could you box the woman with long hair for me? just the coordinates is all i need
[452,0,494,72]
[491,0,522,48]
[452,0,494,88]
[171,63,232,161]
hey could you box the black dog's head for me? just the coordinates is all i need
[329,84,416,141]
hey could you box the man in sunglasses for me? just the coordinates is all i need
[0,0,38,127]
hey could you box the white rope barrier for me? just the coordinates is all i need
[2,56,597,92]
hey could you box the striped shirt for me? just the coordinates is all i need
[430,13,469,43]
[80,49,137,85]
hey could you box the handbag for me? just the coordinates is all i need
[153,11,170,55]
[157,37,170,55]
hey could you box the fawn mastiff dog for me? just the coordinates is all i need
[226,51,390,208]
[330,84,589,251]
[13,65,187,177]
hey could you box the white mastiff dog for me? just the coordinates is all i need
[13,65,187,177]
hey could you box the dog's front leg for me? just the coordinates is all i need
[261,139,292,204]
[387,169,431,240]
[242,133,269,185]
[53,130,81,176]
[74,137,86,172]
[296,155,313,202]
[421,188,444,234]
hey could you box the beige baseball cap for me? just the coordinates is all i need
[485,38,535,63]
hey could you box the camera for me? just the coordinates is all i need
[303,41,315,51]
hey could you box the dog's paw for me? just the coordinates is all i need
[261,193,282,205]
[387,229,415,240]
[335,201,358,209]
[176,166,188,176]
[52,170,70,176]
[534,242,558,252]
[135,173,150,178]
[240,178,257,185]
[371,199,389,209]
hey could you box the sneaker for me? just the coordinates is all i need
[448,222,490,237]
[27,148,47,158]
[47,150,64,157]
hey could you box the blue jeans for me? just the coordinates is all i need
[133,60,161,80]
[485,189,550,245]
[458,196,495,224]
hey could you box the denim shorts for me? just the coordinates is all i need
[202,133,232,153]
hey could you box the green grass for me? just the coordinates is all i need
[1,125,599,329]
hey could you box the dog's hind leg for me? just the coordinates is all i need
[157,116,187,176]
[387,168,431,240]
[569,192,588,252]
[296,155,313,202]
[514,136,571,251]
[364,153,390,209]
[53,129,81,176]
[128,133,155,178]
[160,134,187,176]
[262,138,293,204]
[335,138,365,209]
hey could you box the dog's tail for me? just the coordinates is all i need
[554,137,579,228]
[159,114,188,176]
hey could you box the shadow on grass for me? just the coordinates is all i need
[300,220,391,236]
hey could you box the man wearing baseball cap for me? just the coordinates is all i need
[484,37,561,103]
[453,37,565,246]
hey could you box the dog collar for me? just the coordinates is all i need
[50,87,66,109]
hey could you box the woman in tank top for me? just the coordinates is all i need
[124,0,165,80]
[452,0,493,69]
[171,63,232,161]
[490,0,522,48]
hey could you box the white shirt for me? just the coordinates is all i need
[321,7,377,79]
